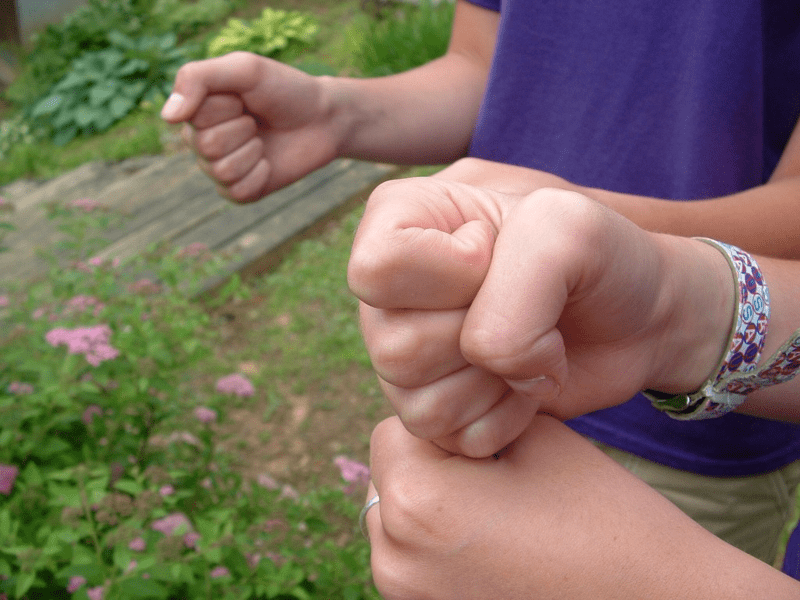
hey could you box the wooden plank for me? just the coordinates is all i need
[93,177,226,263]
[96,153,198,216]
[171,158,356,251]
[198,161,400,294]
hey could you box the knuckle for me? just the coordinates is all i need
[460,324,528,378]
[210,157,238,184]
[396,391,452,440]
[368,329,427,387]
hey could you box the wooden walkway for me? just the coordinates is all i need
[0,152,401,292]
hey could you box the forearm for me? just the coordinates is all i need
[324,0,495,165]
[585,176,800,259]
[435,156,800,258]
[368,416,800,599]
[322,55,486,164]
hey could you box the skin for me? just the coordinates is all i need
[160,4,800,595]
[162,1,800,259]
[348,172,800,457]
[365,415,800,600]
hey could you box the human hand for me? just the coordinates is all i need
[363,416,793,600]
[161,52,341,202]
[348,171,730,457]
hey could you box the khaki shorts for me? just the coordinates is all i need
[595,442,800,566]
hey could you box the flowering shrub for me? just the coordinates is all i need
[0,202,376,598]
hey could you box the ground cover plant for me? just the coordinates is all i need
[0,200,382,599]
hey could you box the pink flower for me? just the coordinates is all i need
[334,456,370,484]
[193,406,217,423]
[215,373,255,398]
[166,431,202,447]
[31,307,46,319]
[159,485,174,496]
[127,278,161,295]
[68,198,102,212]
[45,325,120,367]
[280,484,299,500]
[246,553,261,569]
[88,256,104,267]
[183,531,201,548]
[87,584,105,600]
[128,537,146,552]
[73,261,94,273]
[210,566,230,579]
[7,382,33,395]
[82,405,103,425]
[151,512,192,536]
[0,464,19,495]
[256,473,280,490]
[67,575,86,593]
[178,242,209,258]
[64,295,104,317]
[0,295,8,308]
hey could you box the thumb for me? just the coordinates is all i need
[161,53,265,123]
[348,178,503,309]
[460,190,598,398]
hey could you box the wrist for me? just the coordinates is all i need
[317,75,383,160]
[645,235,736,395]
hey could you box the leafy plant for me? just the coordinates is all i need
[29,31,191,145]
[151,0,239,39]
[207,8,319,60]
[4,0,156,109]
[0,200,378,599]
[347,0,455,76]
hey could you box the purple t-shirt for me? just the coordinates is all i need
[465,0,800,476]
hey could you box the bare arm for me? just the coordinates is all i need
[329,0,498,164]
[162,1,497,201]
[366,416,800,600]
[436,116,800,259]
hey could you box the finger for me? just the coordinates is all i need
[162,53,268,122]
[359,303,468,388]
[206,138,264,185]
[190,94,245,129]
[224,158,272,203]
[379,366,509,441]
[433,390,539,458]
[461,189,594,391]
[193,115,258,161]
[348,179,502,310]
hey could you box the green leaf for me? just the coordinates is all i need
[89,81,118,106]
[22,461,43,486]
[15,571,36,598]
[74,105,101,127]
[31,95,63,117]
[118,58,150,77]
[118,576,169,599]
[121,80,147,100]
[108,95,135,120]
[114,479,142,495]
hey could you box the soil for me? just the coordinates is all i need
[204,287,394,496]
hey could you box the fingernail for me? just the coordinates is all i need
[507,376,560,399]
[161,93,185,120]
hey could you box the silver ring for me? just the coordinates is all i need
[359,495,380,540]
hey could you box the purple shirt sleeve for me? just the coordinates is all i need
[463,0,500,11]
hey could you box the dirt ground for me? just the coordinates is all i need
[204,290,395,495]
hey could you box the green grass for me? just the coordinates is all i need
[0,104,168,185]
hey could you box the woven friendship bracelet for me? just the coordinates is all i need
[646,238,770,420]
